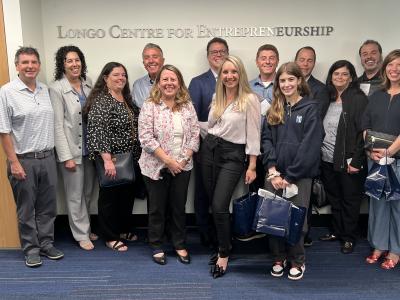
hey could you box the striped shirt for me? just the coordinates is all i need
[0,77,54,154]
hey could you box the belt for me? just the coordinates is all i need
[17,149,54,159]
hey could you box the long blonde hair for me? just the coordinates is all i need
[212,56,253,118]
[148,64,191,111]
[267,62,310,125]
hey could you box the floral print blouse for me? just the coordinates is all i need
[138,100,200,180]
[87,91,141,161]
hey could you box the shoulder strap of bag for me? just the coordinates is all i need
[123,101,136,142]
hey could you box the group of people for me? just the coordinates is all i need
[1,38,400,282]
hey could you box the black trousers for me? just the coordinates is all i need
[320,161,366,242]
[98,183,135,241]
[200,134,246,258]
[193,153,213,236]
[144,170,191,251]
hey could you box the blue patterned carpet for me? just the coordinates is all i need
[0,227,399,300]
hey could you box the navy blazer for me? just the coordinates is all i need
[188,69,216,122]
[308,75,330,118]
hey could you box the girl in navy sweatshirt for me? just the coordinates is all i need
[261,62,323,280]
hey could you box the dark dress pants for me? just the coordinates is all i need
[144,170,191,251]
[193,155,213,236]
[98,183,135,241]
[200,135,246,258]
[320,161,366,243]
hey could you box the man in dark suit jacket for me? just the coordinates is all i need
[295,46,330,118]
[295,46,329,247]
[188,38,229,247]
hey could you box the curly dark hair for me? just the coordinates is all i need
[83,62,135,119]
[54,45,87,80]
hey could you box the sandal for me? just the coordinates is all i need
[106,241,128,252]
[79,240,94,251]
[366,250,387,264]
[381,258,399,270]
[120,232,138,242]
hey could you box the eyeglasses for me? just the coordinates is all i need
[208,50,227,56]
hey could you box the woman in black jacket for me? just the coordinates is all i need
[262,62,323,280]
[318,60,368,254]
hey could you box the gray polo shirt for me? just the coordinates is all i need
[0,77,54,154]
[131,74,153,108]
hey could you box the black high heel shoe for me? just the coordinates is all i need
[208,252,218,265]
[210,263,226,278]
[210,256,228,279]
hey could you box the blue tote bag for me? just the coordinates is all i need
[232,192,261,237]
[253,192,291,237]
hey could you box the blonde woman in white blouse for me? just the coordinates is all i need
[200,56,261,278]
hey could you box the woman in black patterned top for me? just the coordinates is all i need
[85,62,140,251]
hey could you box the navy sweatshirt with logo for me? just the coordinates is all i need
[261,96,323,183]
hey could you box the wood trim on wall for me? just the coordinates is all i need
[0,0,20,249]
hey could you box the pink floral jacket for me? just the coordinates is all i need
[138,100,200,180]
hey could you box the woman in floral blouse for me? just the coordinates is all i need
[85,62,141,252]
[139,64,200,265]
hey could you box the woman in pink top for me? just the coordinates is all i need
[138,65,200,265]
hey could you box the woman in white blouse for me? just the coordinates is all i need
[200,56,261,278]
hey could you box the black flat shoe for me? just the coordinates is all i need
[177,253,191,264]
[341,241,354,254]
[152,251,166,265]
[210,263,226,278]
[319,233,338,241]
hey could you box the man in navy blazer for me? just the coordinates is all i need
[188,37,229,247]
[295,46,330,118]
[295,46,329,247]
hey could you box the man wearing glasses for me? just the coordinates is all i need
[188,37,229,248]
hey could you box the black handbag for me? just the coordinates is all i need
[311,178,328,208]
[95,152,135,187]
[94,101,136,188]
[365,130,400,158]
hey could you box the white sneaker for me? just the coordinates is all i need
[270,260,287,277]
[288,264,305,280]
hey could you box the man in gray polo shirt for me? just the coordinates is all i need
[132,43,165,108]
[0,47,64,268]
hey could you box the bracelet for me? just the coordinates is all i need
[267,171,281,181]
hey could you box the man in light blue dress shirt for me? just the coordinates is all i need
[249,44,279,116]
[132,43,165,108]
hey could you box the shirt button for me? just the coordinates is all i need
[76,100,79,102]
[79,112,81,114]
[79,123,82,125]
[79,135,82,137]
[78,146,81,149]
